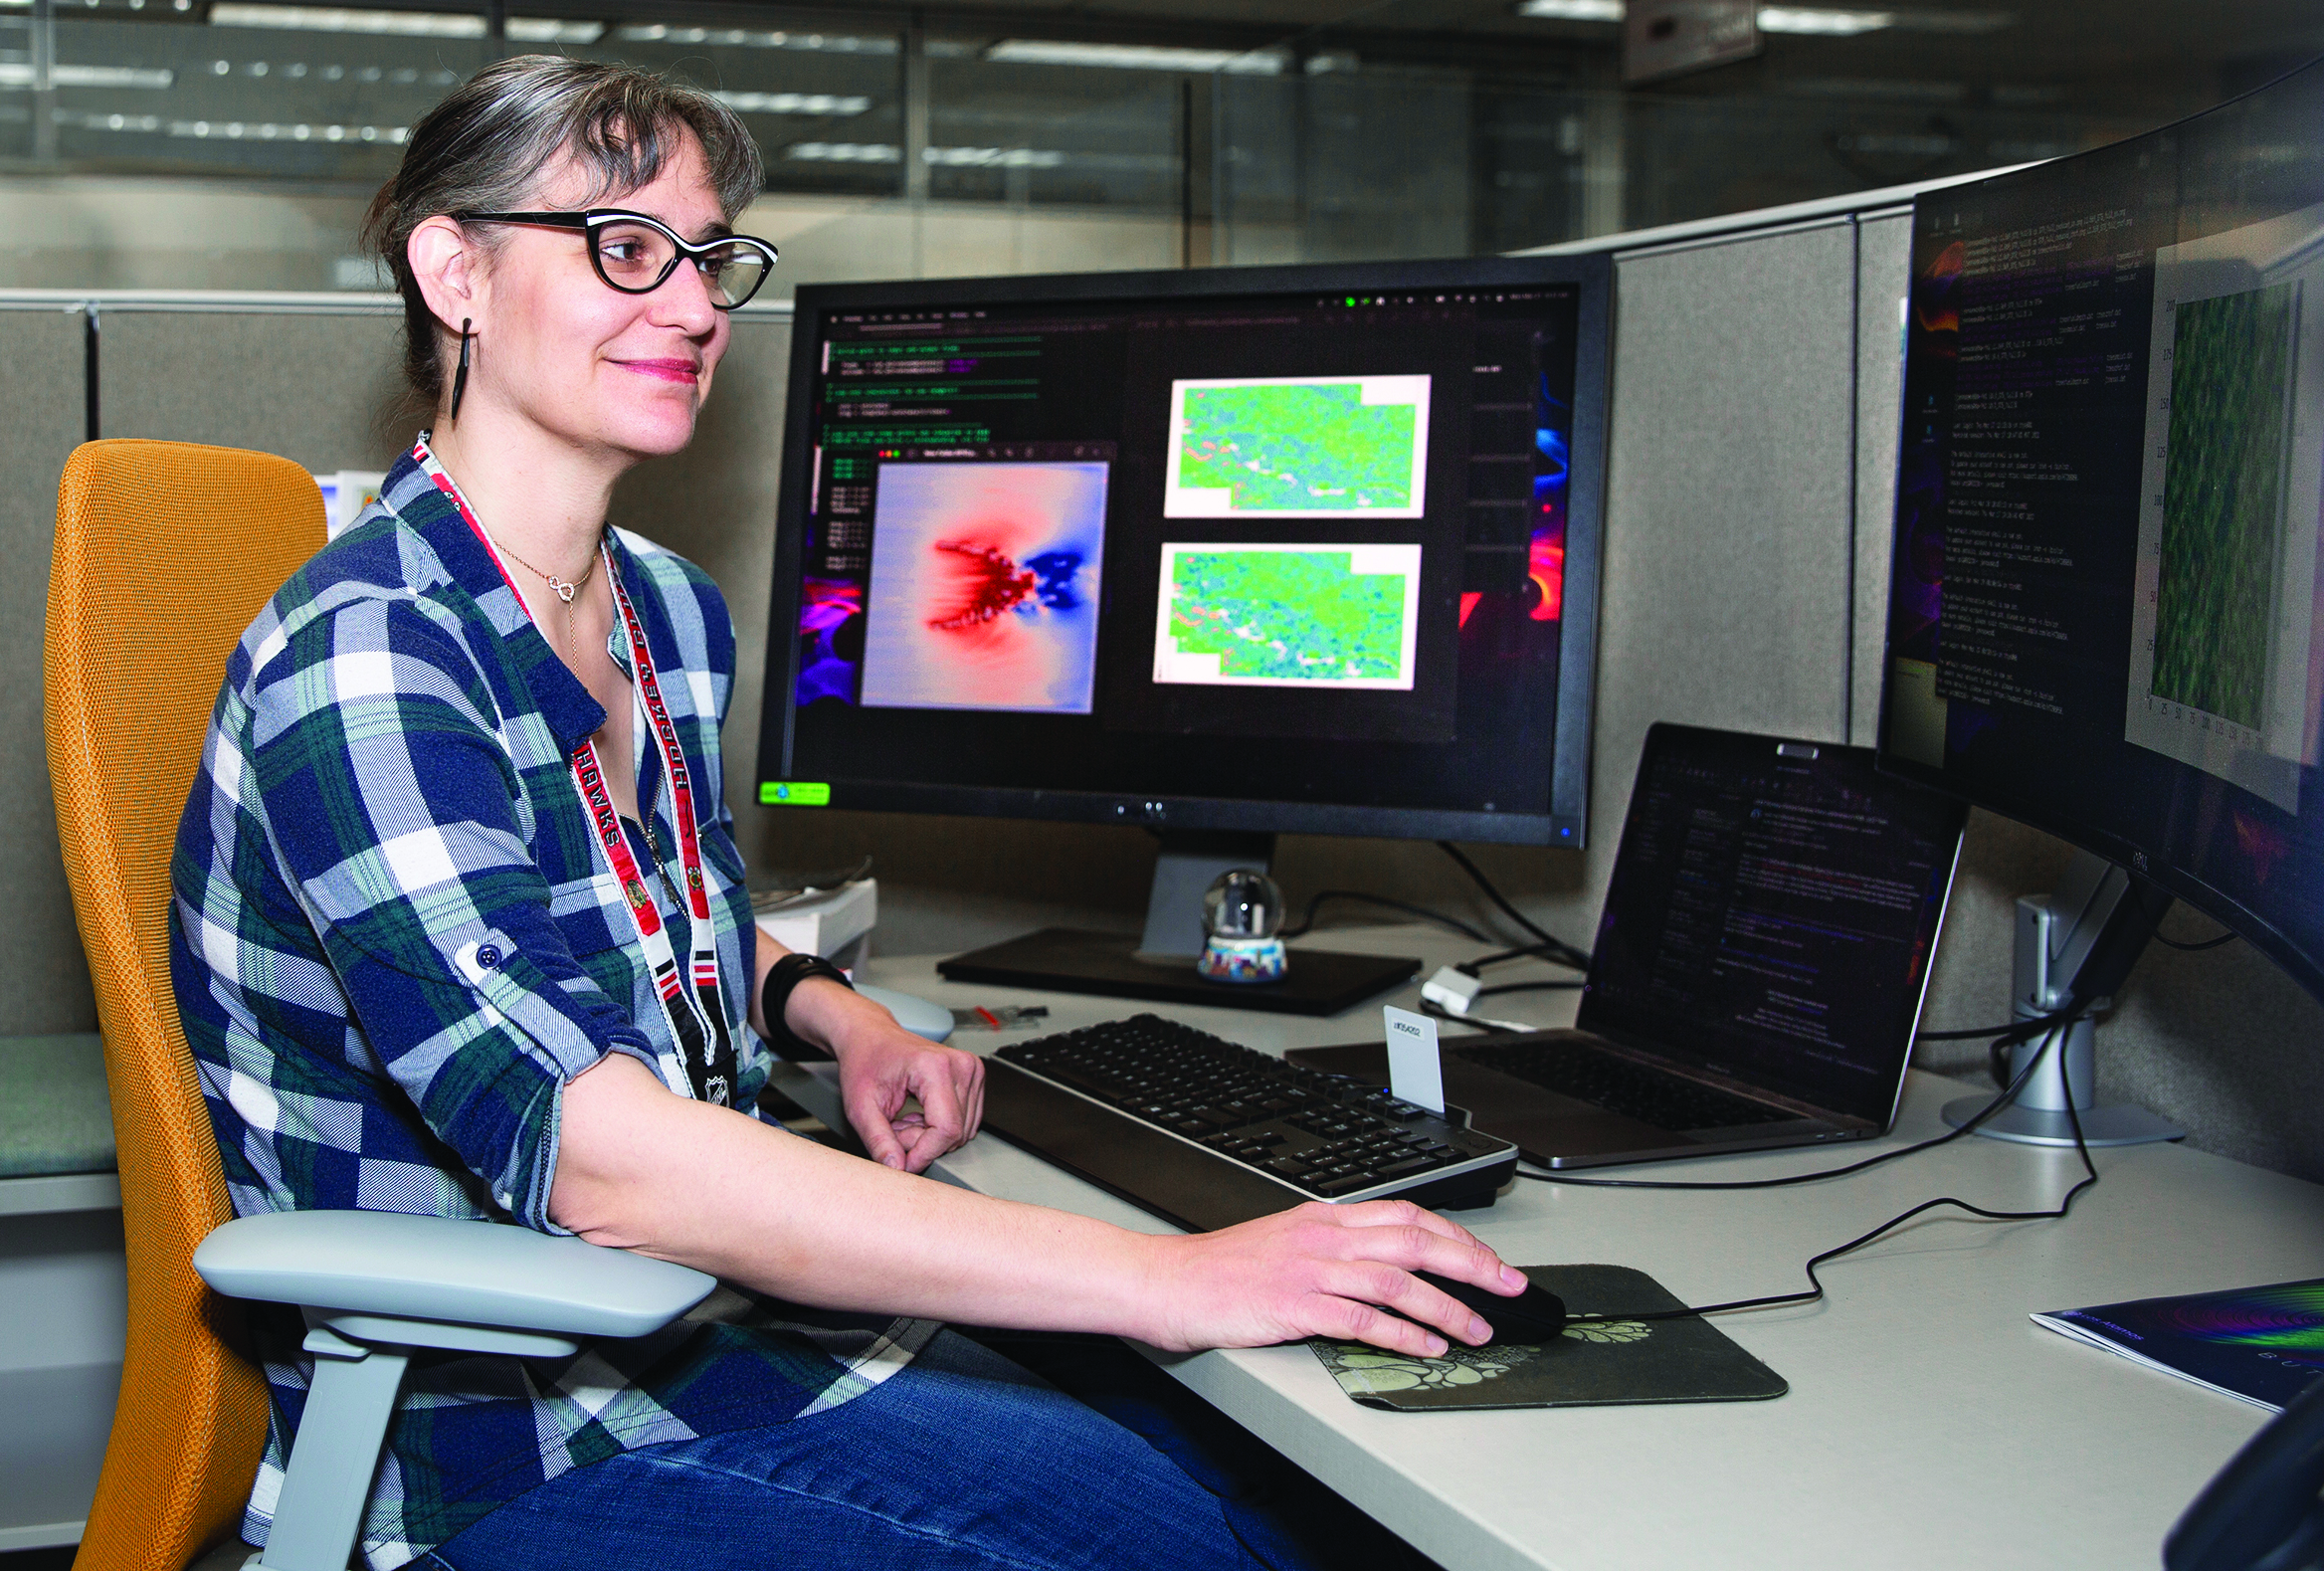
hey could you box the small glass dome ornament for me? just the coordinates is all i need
[1197,869,1288,985]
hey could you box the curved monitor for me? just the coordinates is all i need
[756,256,1613,850]
[1877,57,2324,1000]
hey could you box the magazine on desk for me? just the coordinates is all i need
[2034,1278,2324,1411]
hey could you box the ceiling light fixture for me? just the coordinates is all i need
[984,40,1287,75]
[715,91,872,117]
[615,24,893,54]
[1512,1,2004,31]
[504,18,603,44]
[208,4,484,37]
[0,62,173,86]
[1513,0,1626,21]
[1757,8,1894,35]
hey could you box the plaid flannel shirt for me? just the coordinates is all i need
[170,448,931,1570]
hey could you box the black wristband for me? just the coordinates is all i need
[761,951,854,1061]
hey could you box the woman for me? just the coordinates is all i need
[171,55,1527,1571]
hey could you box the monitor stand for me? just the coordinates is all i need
[1939,851,2184,1148]
[937,831,1422,1017]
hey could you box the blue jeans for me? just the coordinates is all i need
[417,1327,1430,1571]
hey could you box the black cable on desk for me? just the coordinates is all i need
[1434,841,1594,971]
[1542,1017,2101,1325]
[1277,890,1494,944]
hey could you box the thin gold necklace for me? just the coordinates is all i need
[486,528,601,659]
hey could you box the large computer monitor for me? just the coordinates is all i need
[1877,58,2324,1133]
[757,257,1613,1012]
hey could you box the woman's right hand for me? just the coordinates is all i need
[1141,1199,1527,1358]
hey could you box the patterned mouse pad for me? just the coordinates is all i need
[1309,1265,1789,1412]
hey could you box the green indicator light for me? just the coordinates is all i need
[761,781,832,807]
[1344,296,1355,306]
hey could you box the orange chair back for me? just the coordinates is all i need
[48,441,325,1571]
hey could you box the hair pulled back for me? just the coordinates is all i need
[361,54,765,403]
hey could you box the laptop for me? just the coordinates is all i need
[1289,722,1968,1168]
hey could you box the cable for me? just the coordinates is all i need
[1562,1028,2100,1324]
[1277,890,1493,944]
[1475,980,1586,997]
[1434,841,1594,970]
[1914,1006,2077,1042]
[2151,928,2238,952]
[1419,999,1521,1034]
[1460,941,1582,976]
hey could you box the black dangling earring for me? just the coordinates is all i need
[450,317,473,420]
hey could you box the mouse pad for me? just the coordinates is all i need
[1308,1265,1788,1412]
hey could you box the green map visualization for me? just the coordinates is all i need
[2152,283,2299,728]
[1176,381,1421,513]
[1167,550,1408,683]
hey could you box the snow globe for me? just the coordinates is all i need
[1197,869,1288,984]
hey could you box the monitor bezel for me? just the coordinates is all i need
[756,252,1615,849]
[1871,129,2324,1003]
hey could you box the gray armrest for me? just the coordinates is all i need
[194,1210,715,1339]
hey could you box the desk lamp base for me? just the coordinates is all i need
[1940,1094,2182,1148]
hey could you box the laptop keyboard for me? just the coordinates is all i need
[1460,1042,1799,1131]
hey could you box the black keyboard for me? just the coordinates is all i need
[1460,1042,1798,1130]
[982,1015,1519,1233]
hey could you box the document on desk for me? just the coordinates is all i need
[1310,1265,1787,1412]
[2034,1277,2324,1412]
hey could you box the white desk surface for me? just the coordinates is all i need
[792,925,2324,1571]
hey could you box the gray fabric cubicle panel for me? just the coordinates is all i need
[0,306,97,1035]
[1277,220,1863,948]
[98,305,411,474]
[1571,222,1859,916]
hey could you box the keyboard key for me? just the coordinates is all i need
[1463,1042,1794,1130]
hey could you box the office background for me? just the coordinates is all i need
[6,1,2324,1553]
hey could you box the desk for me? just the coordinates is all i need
[776,924,2324,1571]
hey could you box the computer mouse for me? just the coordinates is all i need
[1413,1272,1568,1345]
[855,984,955,1044]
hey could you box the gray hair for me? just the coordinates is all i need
[360,54,765,403]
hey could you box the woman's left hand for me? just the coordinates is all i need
[822,1001,986,1172]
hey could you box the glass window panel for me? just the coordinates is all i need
[1298,72,1471,262]
[926,57,1181,210]
[52,14,482,180]
[585,25,899,200]
[0,9,31,161]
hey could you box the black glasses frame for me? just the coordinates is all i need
[455,208,779,309]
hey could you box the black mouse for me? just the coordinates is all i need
[1412,1272,1568,1345]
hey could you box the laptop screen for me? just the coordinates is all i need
[1578,724,1968,1123]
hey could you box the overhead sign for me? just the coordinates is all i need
[1624,0,1761,84]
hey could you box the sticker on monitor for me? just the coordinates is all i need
[1163,375,1431,519]
[2125,205,2324,814]
[858,462,1108,713]
[1152,542,1422,691]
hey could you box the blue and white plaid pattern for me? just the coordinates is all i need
[171,449,928,1569]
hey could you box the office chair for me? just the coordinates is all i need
[47,440,712,1571]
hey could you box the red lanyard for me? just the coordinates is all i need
[414,436,736,1106]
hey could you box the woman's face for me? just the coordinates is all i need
[467,130,733,461]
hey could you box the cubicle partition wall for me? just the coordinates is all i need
[5,178,2324,1547]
